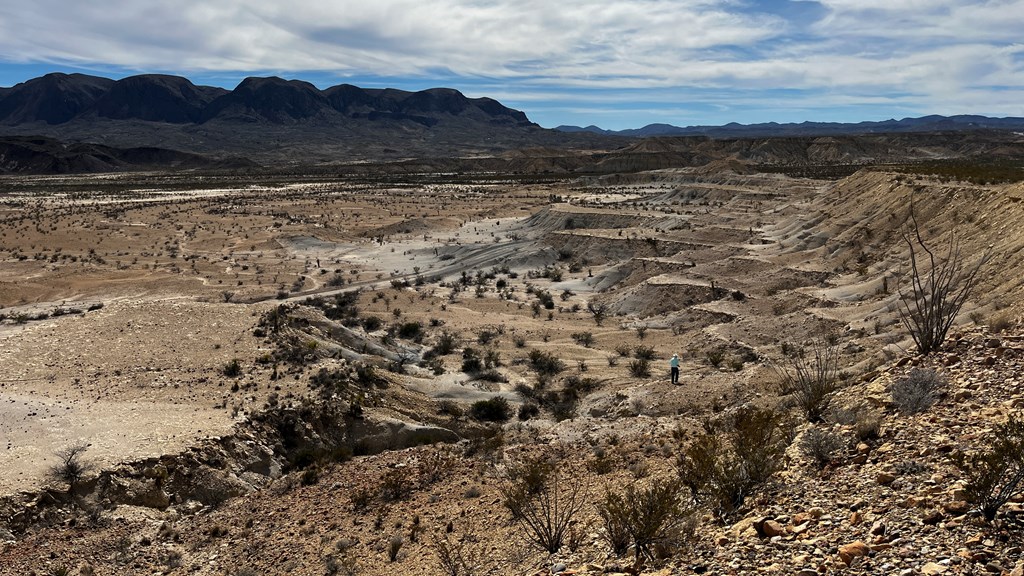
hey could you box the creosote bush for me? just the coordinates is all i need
[628,358,651,378]
[597,477,694,563]
[676,407,792,520]
[469,397,512,422]
[956,414,1024,521]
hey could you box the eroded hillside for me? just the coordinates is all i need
[1,165,1021,575]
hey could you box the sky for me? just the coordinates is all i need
[0,0,1022,130]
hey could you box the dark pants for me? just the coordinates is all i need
[671,366,679,384]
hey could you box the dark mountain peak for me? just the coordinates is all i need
[0,72,114,124]
[201,76,332,123]
[94,74,227,123]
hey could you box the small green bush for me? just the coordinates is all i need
[469,397,512,422]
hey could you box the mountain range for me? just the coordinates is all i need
[2,72,1024,173]
[0,72,604,166]
[0,72,532,128]
[555,115,1024,138]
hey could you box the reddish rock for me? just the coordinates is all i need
[838,541,870,565]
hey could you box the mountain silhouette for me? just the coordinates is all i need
[0,73,115,124]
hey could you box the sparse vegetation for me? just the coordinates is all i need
[500,461,588,553]
[896,204,988,355]
[47,443,93,494]
[889,367,947,414]
[773,332,844,422]
[677,407,792,520]
[799,426,846,469]
[956,415,1024,521]
[597,477,693,562]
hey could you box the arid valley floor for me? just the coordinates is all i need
[2,161,1024,576]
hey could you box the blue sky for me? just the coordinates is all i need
[0,0,1022,130]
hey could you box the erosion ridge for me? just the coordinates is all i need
[1,159,1022,575]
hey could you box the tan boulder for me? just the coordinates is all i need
[838,540,870,565]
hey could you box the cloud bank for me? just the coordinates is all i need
[0,0,1021,128]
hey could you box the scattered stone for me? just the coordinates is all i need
[838,541,870,565]
[921,562,948,574]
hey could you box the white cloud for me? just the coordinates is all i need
[0,0,1022,121]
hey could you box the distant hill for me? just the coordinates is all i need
[556,115,1024,138]
[0,72,613,164]
[0,135,255,174]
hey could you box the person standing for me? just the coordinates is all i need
[670,354,680,385]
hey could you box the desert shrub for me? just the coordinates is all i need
[799,427,846,469]
[383,534,403,562]
[473,369,508,383]
[506,455,555,496]
[889,367,946,414]
[477,328,499,345]
[469,397,512,422]
[571,331,594,347]
[956,415,1024,521]
[773,332,843,422]
[500,462,588,553]
[528,349,565,377]
[633,345,656,360]
[461,347,483,373]
[350,486,375,510]
[706,349,725,367]
[398,321,423,340]
[549,396,578,421]
[615,343,632,357]
[223,358,242,377]
[628,358,651,378]
[597,477,693,562]
[432,330,460,356]
[587,302,608,326]
[381,468,414,501]
[677,407,792,520]
[437,400,463,418]
[990,313,1015,333]
[47,443,93,494]
[830,403,882,442]
[362,315,383,331]
[355,363,389,388]
[896,211,988,355]
[518,403,540,420]
[563,375,599,395]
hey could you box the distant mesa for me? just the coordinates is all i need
[0,72,536,128]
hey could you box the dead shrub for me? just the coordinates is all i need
[889,367,946,414]
[799,426,845,469]
[773,332,844,422]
